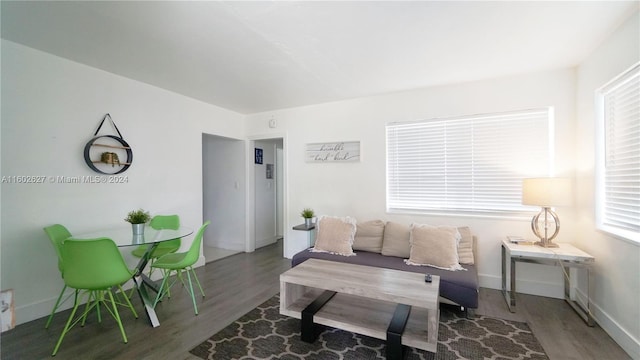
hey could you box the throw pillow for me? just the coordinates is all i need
[405,224,465,271]
[352,220,386,253]
[457,226,474,265]
[381,221,411,258]
[311,215,357,256]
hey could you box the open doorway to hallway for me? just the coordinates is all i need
[202,134,245,263]
[253,138,284,250]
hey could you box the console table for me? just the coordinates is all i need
[501,239,595,326]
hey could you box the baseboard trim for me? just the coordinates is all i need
[14,295,71,326]
[481,273,638,359]
[256,236,278,249]
[13,278,142,326]
[478,273,563,299]
[205,241,244,252]
[575,288,640,359]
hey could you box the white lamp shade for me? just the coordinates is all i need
[522,177,572,207]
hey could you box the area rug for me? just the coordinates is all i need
[190,295,548,360]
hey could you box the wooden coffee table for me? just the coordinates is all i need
[280,259,440,358]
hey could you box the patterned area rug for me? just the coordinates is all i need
[190,295,548,360]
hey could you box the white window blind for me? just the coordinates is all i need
[386,108,552,215]
[597,63,640,242]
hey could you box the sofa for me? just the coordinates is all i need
[291,218,479,315]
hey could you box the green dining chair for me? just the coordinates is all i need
[43,224,73,329]
[151,221,210,315]
[131,215,181,274]
[52,237,138,356]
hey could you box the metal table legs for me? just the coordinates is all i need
[132,243,162,327]
[501,243,595,326]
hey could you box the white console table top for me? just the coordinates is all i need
[502,240,594,263]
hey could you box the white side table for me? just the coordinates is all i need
[501,239,595,326]
[292,223,316,247]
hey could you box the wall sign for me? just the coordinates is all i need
[305,141,360,163]
[83,114,133,174]
[254,148,263,164]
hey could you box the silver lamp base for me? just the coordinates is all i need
[531,207,560,248]
[534,240,559,248]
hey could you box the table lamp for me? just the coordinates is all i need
[522,177,572,248]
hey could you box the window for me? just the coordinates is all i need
[596,63,640,243]
[386,108,553,216]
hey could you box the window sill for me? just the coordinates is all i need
[596,225,640,246]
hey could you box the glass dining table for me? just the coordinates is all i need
[71,225,193,327]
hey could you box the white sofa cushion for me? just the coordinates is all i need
[380,221,411,258]
[311,215,357,256]
[353,220,386,253]
[405,224,464,271]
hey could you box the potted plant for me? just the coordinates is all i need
[125,209,151,236]
[300,208,315,227]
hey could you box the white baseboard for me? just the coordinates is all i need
[479,273,563,299]
[15,295,70,326]
[256,236,278,249]
[14,269,169,327]
[481,273,638,359]
[574,288,640,359]
[206,241,244,252]
[14,278,144,326]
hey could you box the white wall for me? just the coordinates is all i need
[0,40,244,325]
[246,68,578,300]
[202,134,246,252]
[254,140,277,248]
[575,11,640,359]
[243,13,640,357]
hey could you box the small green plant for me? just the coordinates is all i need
[300,208,315,219]
[124,209,151,224]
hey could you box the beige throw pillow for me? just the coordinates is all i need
[381,221,411,258]
[405,224,465,271]
[353,220,385,253]
[311,215,357,256]
[457,226,474,265]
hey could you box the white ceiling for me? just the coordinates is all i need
[1,1,637,114]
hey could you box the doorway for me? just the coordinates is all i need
[253,138,284,249]
[202,134,245,262]
[247,135,286,257]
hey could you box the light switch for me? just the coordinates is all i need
[269,118,277,128]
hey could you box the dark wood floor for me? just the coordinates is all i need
[1,240,630,360]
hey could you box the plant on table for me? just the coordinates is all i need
[300,208,315,219]
[124,209,151,224]
[300,208,315,227]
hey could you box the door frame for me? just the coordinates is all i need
[246,133,287,254]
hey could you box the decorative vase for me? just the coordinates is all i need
[132,223,145,236]
[304,218,312,227]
